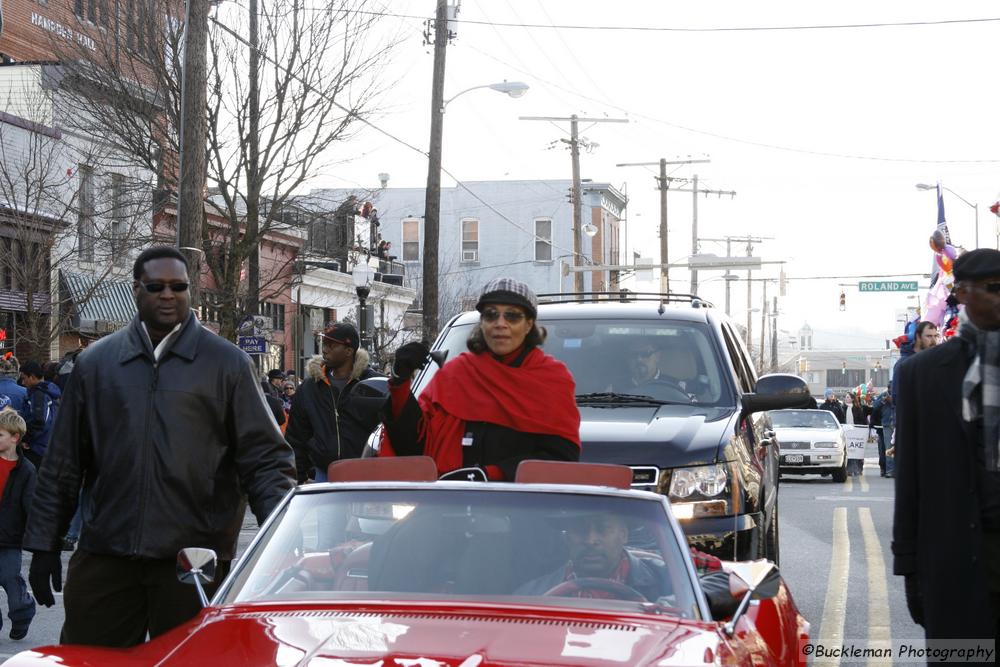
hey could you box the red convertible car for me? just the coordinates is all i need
[8,459,808,666]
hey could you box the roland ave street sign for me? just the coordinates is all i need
[858,281,918,292]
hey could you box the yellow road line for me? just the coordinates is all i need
[859,507,891,666]
[845,476,853,492]
[815,507,850,667]
[860,474,869,493]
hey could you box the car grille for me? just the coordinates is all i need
[630,466,660,489]
[780,441,812,450]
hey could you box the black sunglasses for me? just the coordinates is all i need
[141,282,189,293]
[979,282,1000,294]
[481,308,526,324]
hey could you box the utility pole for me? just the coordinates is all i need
[421,0,449,340]
[699,235,768,317]
[692,174,699,294]
[759,280,768,373]
[246,0,261,321]
[570,116,583,293]
[771,295,778,371]
[616,158,708,295]
[176,0,211,307]
[523,115,627,293]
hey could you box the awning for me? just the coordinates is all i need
[59,271,136,335]
[0,290,51,314]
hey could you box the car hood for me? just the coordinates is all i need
[773,427,842,442]
[8,603,729,667]
[579,405,736,469]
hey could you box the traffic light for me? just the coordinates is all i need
[839,291,846,311]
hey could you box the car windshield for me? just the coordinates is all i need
[422,319,731,406]
[770,410,839,429]
[222,487,701,618]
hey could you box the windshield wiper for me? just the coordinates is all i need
[574,392,678,406]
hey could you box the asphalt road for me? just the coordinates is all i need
[778,446,926,666]
[0,444,923,664]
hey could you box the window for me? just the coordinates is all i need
[402,218,420,262]
[78,165,95,262]
[110,174,125,266]
[461,218,478,262]
[260,302,286,331]
[534,218,552,261]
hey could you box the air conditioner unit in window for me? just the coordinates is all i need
[462,250,478,262]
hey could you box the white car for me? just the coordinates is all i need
[769,409,848,483]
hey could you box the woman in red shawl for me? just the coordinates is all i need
[380,278,580,480]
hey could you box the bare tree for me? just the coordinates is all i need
[0,76,154,360]
[49,0,400,341]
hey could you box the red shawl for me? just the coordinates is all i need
[383,348,580,474]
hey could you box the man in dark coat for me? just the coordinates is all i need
[285,321,384,483]
[23,246,296,648]
[819,388,846,424]
[893,248,1000,655]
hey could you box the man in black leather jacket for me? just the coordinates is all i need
[23,246,296,647]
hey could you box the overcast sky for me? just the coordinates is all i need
[305,1,1000,348]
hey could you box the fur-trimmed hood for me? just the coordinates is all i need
[305,348,371,383]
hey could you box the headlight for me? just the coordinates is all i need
[669,464,729,499]
[814,441,840,448]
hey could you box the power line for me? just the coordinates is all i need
[293,7,1000,33]
[466,44,1000,164]
[208,16,589,265]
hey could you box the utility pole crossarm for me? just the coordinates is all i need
[617,157,710,295]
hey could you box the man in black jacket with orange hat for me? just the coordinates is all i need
[894,248,1000,656]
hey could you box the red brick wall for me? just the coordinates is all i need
[0,1,106,62]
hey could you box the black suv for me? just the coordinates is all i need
[402,294,810,564]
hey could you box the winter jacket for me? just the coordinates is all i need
[285,350,385,480]
[24,313,296,560]
[0,377,27,412]
[819,398,846,424]
[0,454,36,548]
[22,380,61,457]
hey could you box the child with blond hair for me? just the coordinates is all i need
[0,407,36,639]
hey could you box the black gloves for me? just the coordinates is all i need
[392,341,431,383]
[904,574,924,626]
[29,551,63,608]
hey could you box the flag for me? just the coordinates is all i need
[936,184,952,245]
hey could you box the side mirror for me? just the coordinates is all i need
[428,349,449,367]
[720,560,782,635]
[741,374,811,416]
[354,377,389,398]
[177,547,218,607]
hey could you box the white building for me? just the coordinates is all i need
[307,179,628,322]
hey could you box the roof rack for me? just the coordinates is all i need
[536,291,714,310]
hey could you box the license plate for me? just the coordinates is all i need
[784,454,804,463]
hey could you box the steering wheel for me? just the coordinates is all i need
[642,378,690,403]
[543,577,648,602]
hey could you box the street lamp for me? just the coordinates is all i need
[423,79,530,340]
[916,182,979,249]
[582,223,598,238]
[441,80,530,112]
[352,262,374,350]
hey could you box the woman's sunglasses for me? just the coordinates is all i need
[481,308,526,324]
[141,282,189,293]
